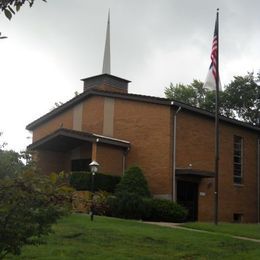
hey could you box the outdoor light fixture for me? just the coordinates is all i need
[89,160,99,175]
[89,160,100,221]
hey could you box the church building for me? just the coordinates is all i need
[26,13,260,223]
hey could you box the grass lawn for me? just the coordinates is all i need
[8,214,260,260]
[183,222,260,240]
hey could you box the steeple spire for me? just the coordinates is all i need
[102,10,111,74]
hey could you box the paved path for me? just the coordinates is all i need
[143,221,260,243]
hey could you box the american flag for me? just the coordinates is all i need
[203,13,221,91]
[210,18,218,82]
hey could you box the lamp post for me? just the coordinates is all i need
[89,160,100,221]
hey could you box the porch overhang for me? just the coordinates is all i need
[28,128,130,152]
[176,168,215,178]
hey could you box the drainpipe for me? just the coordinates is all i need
[122,147,130,175]
[172,105,182,202]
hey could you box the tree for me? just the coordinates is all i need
[0,149,24,179]
[0,172,70,259]
[165,72,260,126]
[165,80,207,108]
[0,134,71,258]
[0,0,46,20]
[0,132,25,179]
[224,72,260,125]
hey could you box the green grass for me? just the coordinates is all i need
[182,222,260,240]
[7,214,260,259]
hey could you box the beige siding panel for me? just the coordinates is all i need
[103,97,114,137]
[73,103,83,131]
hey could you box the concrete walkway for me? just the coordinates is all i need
[143,221,260,243]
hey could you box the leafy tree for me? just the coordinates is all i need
[0,134,71,258]
[0,133,24,179]
[224,72,260,125]
[165,72,260,126]
[0,0,46,20]
[165,80,207,108]
[0,172,70,259]
[0,149,24,179]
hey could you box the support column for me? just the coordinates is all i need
[92,142,97,161]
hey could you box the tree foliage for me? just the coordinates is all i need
[0,0,46,20]
[0,132,25,179]
[0,149,24,179]
[0,135,71,258]
[0,172,70,259]
[225,73,260,125]
[165,72,260,126]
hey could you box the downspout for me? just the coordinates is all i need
[122,147,130,175]
[172,104,182,202]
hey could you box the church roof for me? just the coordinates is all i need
[26,86,260,133]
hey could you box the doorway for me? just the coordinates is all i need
[71,159,91,172]
[177,180,198,221]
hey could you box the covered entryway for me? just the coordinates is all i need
[176,169,215,221]
[28,128,130,175]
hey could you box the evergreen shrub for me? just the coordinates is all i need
[107,192,150,219]
[70,171,120,193]
[144,198,188,223]
[116,166,151,197]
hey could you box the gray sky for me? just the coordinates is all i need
[1,0,260,151]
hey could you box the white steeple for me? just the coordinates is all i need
[102,10,111,74]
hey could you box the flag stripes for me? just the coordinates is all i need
[211,20,218,82]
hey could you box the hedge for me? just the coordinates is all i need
[69,171,121,193]
[108,192,150,219]
[144,198,188,223]
[107,192,188,222]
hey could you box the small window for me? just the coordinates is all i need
[233,136,243,184]
[233,213,243,223]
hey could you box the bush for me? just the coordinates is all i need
[70,171,120,193]
[93,191,111,216]
[107,192,150,219]
[145,198,188,223]
[116,166,151,197]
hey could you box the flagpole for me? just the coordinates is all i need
[214,8,220,225]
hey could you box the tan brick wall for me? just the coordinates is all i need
[96,143,124,176]
[82,96,104,134]
[35,150,70,175]
[114,99,172,196]
[33,110,73,142]
[95,83,127,93]
[175,110,259,222]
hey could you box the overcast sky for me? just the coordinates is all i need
[0,0,260,152]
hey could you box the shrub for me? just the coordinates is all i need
[116,166,151,197]
[93,191,111,216]
[107,192,150,219]
[70,171,120,193]
[145,198,188,223]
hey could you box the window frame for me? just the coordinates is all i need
[233,135,244,185]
